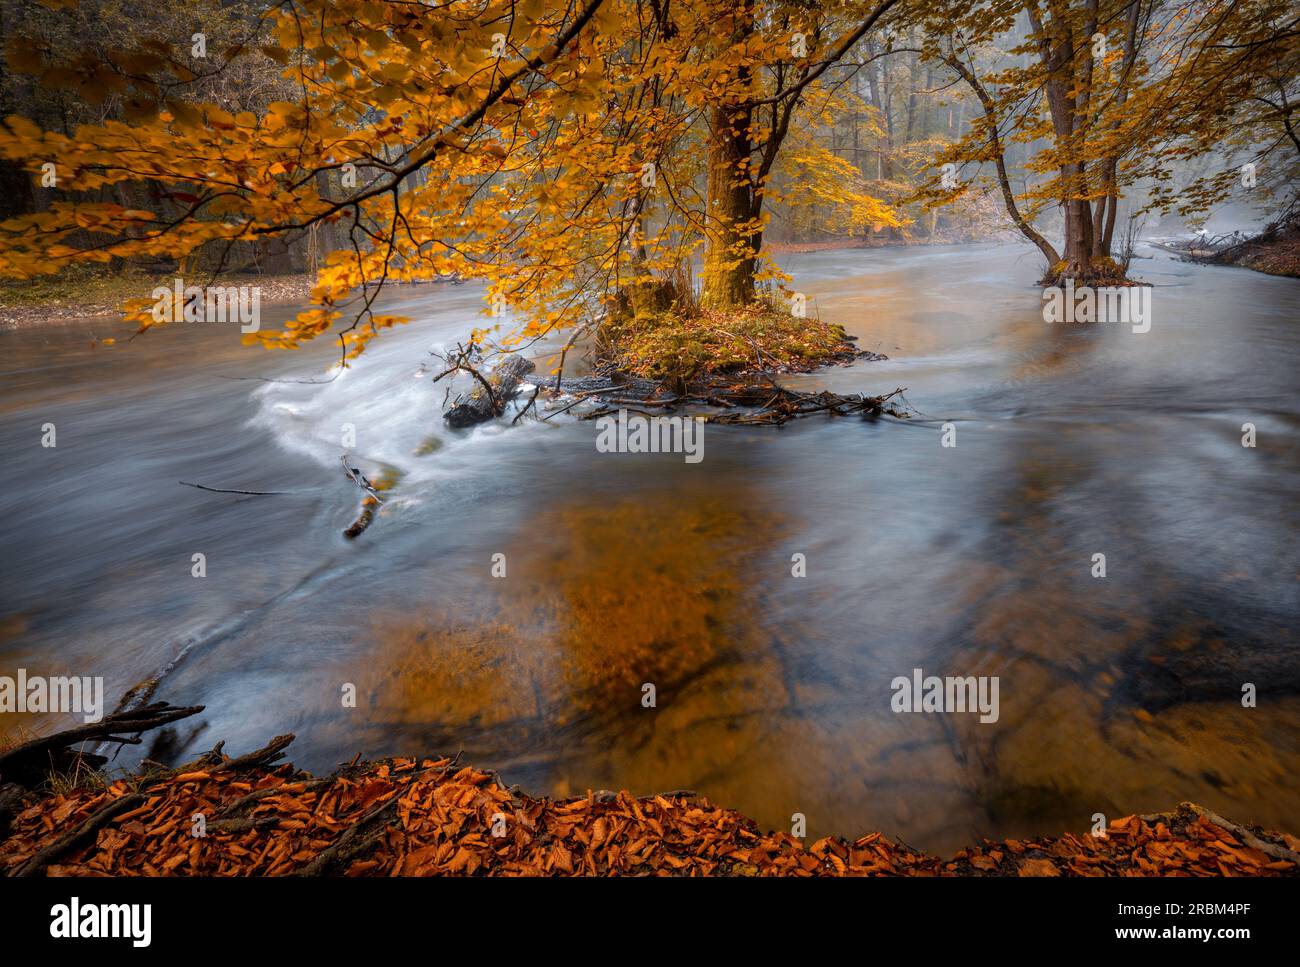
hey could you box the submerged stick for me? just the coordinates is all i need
[512,386,542,425]
[181,481,293,496]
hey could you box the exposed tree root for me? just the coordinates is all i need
[0,702,205,789]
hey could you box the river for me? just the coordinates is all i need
[2,241,1297,854]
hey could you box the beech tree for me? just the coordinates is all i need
[690,0,902,307]
[4,0,1281,346]
[918,0,1297,283]
[0,0,905,363]
[1140,0,1300,225]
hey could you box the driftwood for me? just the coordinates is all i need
[216,776,334,819]
[1150,230,1259,264]
[538,373,908,426]
[443,355,537,428]
[1139,802,1300,866]
[292,796,400,876]
[0,702,204,788]
[689,383,906,425]
[292,753,467,876]
[188,733,296,775]
[1182,803,1300,865]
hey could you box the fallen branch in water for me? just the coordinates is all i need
[512,385,541,425]
[538,397,584,423]
[180,481,293,496]
[544,372,909,426]
[341,455,383,539]
[700,382,907,425]
[438,351,537,428]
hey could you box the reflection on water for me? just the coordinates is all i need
[356,490,789,781]
[1,243,1297,853]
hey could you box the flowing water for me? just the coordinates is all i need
[2,241,1297,853]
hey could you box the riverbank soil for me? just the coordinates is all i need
[0,266,316,329]
[2,748,1296,876]
[1225,221,1300,277]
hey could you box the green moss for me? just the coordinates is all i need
[598,301,856,382]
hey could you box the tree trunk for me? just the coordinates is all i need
[1028,3,1096,282]
[944,54,1060,270]
[1061,196,1095,279]
[701,16,757,310]
[1094,0,1143,262]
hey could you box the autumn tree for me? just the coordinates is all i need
[685,0,903,307]
[0,0,909,367]
[1138,0,1300,227]
[914,0,1296,283]
[0,0,645,360]
[912,0,1146,282]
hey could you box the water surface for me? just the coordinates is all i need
[2,241,1296,853]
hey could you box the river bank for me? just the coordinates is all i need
[1213,223,1300,277]
[0,270,318,330]
[2,735,1296,876]
[1149,221,1300,278]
